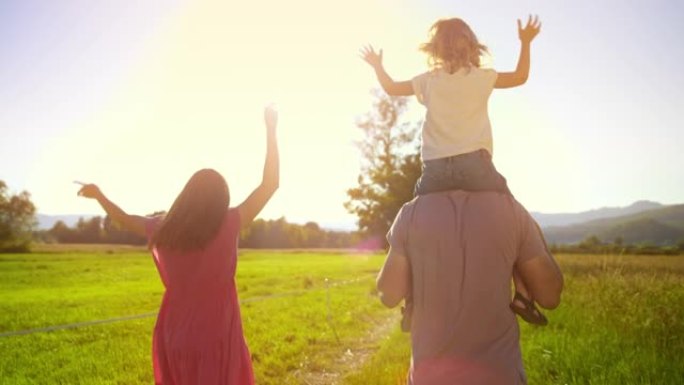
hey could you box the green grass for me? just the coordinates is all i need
[0,250,392,385]
[344,254,684,385]
[4,252,683,385]
[344,326,410,385]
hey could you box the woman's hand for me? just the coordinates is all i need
[76,183,103,200]
[360,45,383,69]
[518,15,541,44]
[264,104,278,132]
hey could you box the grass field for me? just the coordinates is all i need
[2,250,683,384]
[0,249,391,385]
[346,254,684,385]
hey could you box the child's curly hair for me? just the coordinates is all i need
[420,18,488,73]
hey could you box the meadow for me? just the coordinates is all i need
[347,254,684,385]
[0,248,392,385]
[1,250,683,384]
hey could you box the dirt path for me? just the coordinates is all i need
[294,312,401,385]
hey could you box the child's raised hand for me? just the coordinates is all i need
[518,15,541,44]
[359,45,383,69]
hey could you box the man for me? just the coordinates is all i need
[377,191,563,384]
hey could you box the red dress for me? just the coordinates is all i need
[145,209,254,385]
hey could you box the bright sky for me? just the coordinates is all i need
[1,0,683,229]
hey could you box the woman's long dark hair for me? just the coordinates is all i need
[151,169,230,252]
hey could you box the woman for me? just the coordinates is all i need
[77,106,279,384]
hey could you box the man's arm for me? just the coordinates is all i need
[376,246,410,308]
[360,45,414,96]
[495,15,541,89]
[516,254,563,309]
[237,105,279,229]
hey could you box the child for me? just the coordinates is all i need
[361,16,547,325]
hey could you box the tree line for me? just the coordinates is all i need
[39,216,149,245]
[36,215,360,249]
[1,177,363,251]
[549,234,684,256]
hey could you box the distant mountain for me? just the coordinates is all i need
[541,204,684,245]
[531,200,664,228]
[36,214,94,230]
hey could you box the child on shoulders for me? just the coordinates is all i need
[362,15,548,326]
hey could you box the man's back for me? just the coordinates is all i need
[383,191,555,384]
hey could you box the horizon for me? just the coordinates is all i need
[35,198,679,232]
[2,0,683,226]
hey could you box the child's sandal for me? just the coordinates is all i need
[510,291,548,326]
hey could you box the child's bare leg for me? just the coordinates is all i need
[512,267,531,300]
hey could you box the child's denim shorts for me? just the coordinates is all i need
[414,149,511,196]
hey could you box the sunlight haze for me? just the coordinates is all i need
[1,0,683,229]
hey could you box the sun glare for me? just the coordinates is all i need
[27,0,420,223]
[21,0,604,221]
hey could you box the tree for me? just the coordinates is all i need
[237,217,358,249]
[76,217,103,243]
[579,234,602,251]
[49,220,76,243]
[102,215,146,245]
[303,222,325,248]
[345,90,422,246]
[0,180,37,252]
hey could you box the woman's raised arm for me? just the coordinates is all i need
[76,183,147,236]
[237,106,280,228]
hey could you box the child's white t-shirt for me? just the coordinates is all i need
[412,67,498,161]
